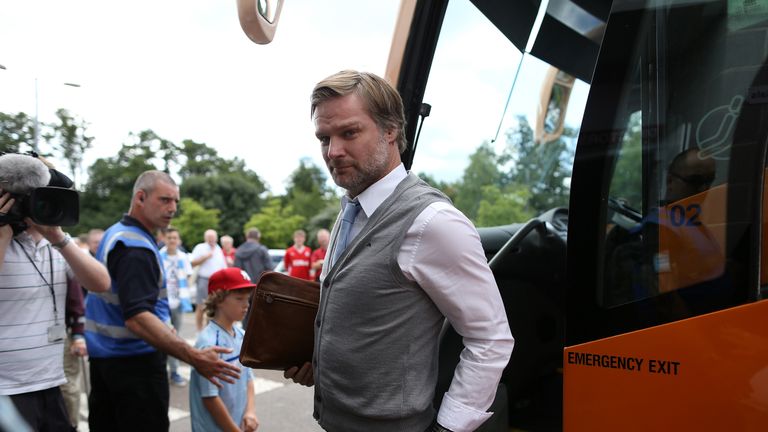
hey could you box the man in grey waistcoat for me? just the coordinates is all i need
[285,70,514,432]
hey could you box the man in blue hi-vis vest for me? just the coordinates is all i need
[85,170,241,431]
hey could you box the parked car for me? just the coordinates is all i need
[268,249,288,274]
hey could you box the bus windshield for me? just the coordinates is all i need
[410,0,592,227]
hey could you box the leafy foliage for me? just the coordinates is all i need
[283,158,336,221]
[0,111,36,154]
[607,111,642,209]
[76,143,156,232]
[172,198,220,247]
[1,104,579,242]
[244,198,305,249]
[454,142,503,221]
[181,172,265,244]
[44,109,93,187]
[476,184,533,227]
[500,116,574,215]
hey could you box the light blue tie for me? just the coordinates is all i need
[332,199,361,266]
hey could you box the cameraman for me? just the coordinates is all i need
[0,155,111,431]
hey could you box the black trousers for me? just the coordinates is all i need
[88,351,169,432]
[10,386,74,432]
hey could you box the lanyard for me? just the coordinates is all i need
[14,239,58,324]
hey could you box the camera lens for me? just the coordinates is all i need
[28,187,79,226]
[32,197,64,222]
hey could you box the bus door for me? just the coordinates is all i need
[565,0,768,429]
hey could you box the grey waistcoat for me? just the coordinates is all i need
[313,173,451,432]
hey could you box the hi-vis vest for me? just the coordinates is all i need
[85,222,170,358]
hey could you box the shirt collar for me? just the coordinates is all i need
[121,214,155,240]
[14,230,50,249]
[343,163,407,217]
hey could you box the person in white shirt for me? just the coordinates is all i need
[285,70,514,432]
[0,154,110,431]
[191,229,227,331]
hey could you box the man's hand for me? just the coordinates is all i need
[284,362,314,386]
[191,346,242,388]
[0,190,15,235]
[70,338,88,357]
[26,219,66,244]
[0,191,16,269]
[241,412,259,432]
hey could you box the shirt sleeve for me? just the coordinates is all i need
[195,330,220,398]
[108,242,161,320]
[183,253,194,275]
[398,202,515,432]
[190,244,203,261]
[65,275,85,335]
[261,247,273,273]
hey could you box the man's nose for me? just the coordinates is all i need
[326,138,345,159]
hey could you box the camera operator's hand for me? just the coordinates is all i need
[24,218,111,293]
[0,189,15,222]
[0,190,15,270]
[24,219,67,245]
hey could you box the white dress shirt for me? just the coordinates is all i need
[339,163,515,432]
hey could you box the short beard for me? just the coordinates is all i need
[334,134,390,196]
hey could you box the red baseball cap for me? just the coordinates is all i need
[208,267,257,294]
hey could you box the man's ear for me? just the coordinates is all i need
[384,128,397,145]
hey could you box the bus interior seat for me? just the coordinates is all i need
[434,208,568,431]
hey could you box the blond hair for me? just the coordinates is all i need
[310,70,406,153]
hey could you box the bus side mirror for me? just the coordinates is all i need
[536,67,576,144]
[238,0,284,45]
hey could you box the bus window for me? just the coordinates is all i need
[569,0,768,341]
[762,154,768,293]
[415,0,590,226]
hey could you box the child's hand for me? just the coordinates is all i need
[241,412,259,431]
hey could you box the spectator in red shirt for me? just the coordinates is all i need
[310,229,330,281]
[221,235,236,267]
[284,230,312,280]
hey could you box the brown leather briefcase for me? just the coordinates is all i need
[239,271,320,370]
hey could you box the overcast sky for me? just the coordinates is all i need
[0,0,402,194]
[1,0,591,196]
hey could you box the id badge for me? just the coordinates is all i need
[47,323,66,342]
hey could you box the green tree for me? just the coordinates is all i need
[0,111,35,153]
[607,111,643,209]
[77,141,156,231]
[244,197,305,249]
[172,198,220,247]
[131,129,179,174]
[284,158,336,222]
[177,139,224,179]
[454,142,502,221]
[476,184,533,227]
[501,116,574,214]
[181,172,266,244]
[44,108,94,187]
[305,202,341,248]
[417,172,458,203]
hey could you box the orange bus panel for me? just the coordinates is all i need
[564,300,768,431]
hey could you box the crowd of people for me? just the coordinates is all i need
[0,69,514,432]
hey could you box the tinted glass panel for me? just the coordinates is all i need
[568,0,768,343]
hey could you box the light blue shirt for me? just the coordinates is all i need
[189,321,252,432]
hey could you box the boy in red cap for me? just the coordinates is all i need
[189,267,259,432]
